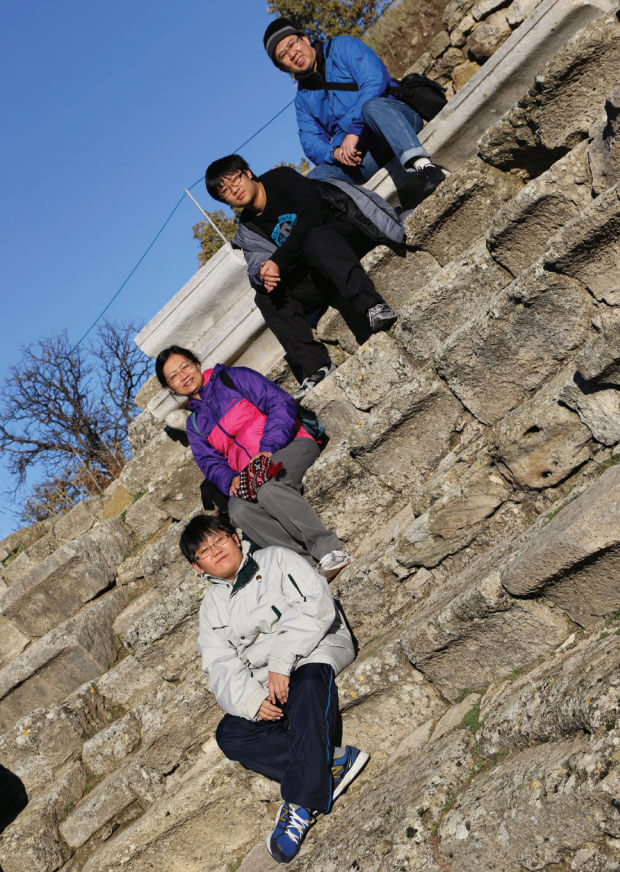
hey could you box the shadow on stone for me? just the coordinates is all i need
[0,764,28,833]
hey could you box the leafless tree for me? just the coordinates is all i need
[0,321,151,521]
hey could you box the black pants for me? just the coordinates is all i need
[255,222,384,381]
[216,663,338,813]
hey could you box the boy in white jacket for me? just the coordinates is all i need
[180,514,369,864]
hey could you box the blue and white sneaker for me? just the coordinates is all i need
[332,745,370,800]
[266,801,314,863]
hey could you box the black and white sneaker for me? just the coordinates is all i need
[367,303,397,333]
[292,364,335,401]
[415,163,446,198]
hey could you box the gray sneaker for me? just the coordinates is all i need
[367,303,397,333]
[292,364,335,401]
[318,550,352,578]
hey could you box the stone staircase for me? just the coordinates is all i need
[1,4,619,870]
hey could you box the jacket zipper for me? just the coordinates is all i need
[214,421,252,460]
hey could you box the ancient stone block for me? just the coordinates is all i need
[300,375,365,443]
[467,10,512,62]
[0,702,83,796]
[429,46,466,80]
[453,59,480,89]
[124,494,169,541]
[479,12,620,172]
[506,0,541,26]
[450,12,475,46]
[479,630,620,753]
[487,141,592,276]
[400,566,570,700]
[82,713,142,776]
[303,441,405,547]
[472,0,509,21]
[588,85,620,197]
[348,369,465,500]
[444,0,477,32]
[432,692,481,741]
[372,248,440,314]
[127,408,162,456]
[334,333,419,412]
[439,735,620,871]
[437,264,594,425]
[405,158,522,266]
[102,479,134,519]
[120,431,203,521]
[0,519,131,638]
[0,764,85,872]
[544,184,620,305]
[95,654,163,709]
[135,374,161,410]
[501,464,620,626]
[54,496,104,543]
[0,615,28,669]
[394,239,512,365]
[429,29,450,57]
[59,763,164,849]
[490,372,592,488]
[0,590,127,732]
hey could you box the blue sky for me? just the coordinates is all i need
[0,2,310,537]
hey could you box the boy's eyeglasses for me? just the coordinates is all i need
[194,534,231,560]
[276,35,301,63]
[218,172,244,198]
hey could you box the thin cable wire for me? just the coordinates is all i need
[70,97,296,352]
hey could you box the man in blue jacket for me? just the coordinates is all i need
[263,17,445,196]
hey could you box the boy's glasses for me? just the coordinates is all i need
[194,534,230,560]
[218,172,244,198]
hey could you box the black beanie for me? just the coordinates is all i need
[263,17,304,64]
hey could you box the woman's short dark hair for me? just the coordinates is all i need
[179,514,237,563]
[205,154,253,202]
[155,345,201,387]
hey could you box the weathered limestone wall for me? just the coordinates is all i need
[1,4,619,871]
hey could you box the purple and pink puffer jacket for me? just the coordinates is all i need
[186,364,313,496]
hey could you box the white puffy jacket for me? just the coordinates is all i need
[197,543,355,721]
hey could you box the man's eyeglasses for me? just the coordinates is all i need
[276,35,302,64]
[194,534,231,560]
[218,171,244,198]
[167,361,196,386]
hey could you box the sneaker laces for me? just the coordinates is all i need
[281,806,311,846]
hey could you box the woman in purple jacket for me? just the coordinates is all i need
[156,346,351,577]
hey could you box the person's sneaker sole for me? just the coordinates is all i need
[318,555,353,579]
[369,312,397,333]
[333,749,370,800]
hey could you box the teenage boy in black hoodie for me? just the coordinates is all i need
[205,154,403,400]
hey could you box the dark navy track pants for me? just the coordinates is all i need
[215,663,338,813]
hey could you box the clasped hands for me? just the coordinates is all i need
[257,670,290,721]
[259,259,280,293]
[333,133,362,167]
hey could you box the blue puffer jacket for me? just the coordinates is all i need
[295,35,396,166]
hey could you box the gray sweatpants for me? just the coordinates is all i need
[228,438,342,561]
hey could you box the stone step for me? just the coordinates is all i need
[501,463,620,626]
[0,589,127,732]
[0,518,131,639]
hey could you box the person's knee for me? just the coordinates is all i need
[302,226,329,259]
[215,716,237,758]
[361,96,385,123]
[228,497,254,529]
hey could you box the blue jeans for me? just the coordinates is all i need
[307,96,428,184]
